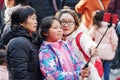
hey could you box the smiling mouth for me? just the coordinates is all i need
[63,28,69,30]
[57,34,63,36]
[34,26,37,28]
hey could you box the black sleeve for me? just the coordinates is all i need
[7,40,30,80]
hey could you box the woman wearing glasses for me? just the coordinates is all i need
[55,8,103,80]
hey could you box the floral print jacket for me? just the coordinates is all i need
[39,40,84,80]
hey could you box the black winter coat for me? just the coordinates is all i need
[4,26,42,80]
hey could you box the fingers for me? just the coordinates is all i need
[45,74,55,80]
[91,48,99,57]
[81,68,90,77]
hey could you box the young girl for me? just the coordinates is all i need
[38,16,89,80]
[55,8,102,80]
[89,10,118,80]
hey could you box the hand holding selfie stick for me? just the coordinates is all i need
[83,24,110,69]
[82,13,118,69]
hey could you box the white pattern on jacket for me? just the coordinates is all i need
[66,24,102,80]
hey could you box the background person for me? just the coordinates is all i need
[107,0,120,75]
[89,10,118,80]
[0,50,8,80]
[75,0,110,30]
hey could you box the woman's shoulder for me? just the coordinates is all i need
[10,37,30,43]
[7,36,33,49]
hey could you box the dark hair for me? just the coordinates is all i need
[93,10,105,27]
[15,0,28,6]
[11,6,36,30]
[39,16,60,40]
[0,51,6,65]
[55,8,80,31]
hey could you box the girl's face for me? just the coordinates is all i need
[20,13,37,35]
[46,20,63,42]
[59,13,75,36]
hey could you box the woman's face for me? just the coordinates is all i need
[59,13,75,36]
[4,0,15,8]
[46,20,63,42]
[20,13,37,35]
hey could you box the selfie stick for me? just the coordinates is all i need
[82,13,118,69]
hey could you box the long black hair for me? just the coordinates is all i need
[93,10,105,27]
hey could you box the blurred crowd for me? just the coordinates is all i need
[0,0,120,80]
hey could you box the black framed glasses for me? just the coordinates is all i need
[60,20,75,26]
